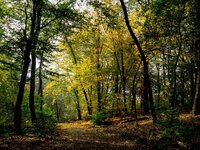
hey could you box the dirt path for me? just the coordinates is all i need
[0,118,156,150]
[1,114,200,150]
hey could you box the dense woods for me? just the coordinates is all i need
[0,0,200,149]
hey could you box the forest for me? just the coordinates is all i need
[0,0,200,149]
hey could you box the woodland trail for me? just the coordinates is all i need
[0,117,155,150]
[0,114,200,150]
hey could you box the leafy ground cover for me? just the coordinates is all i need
[0,114,200,150]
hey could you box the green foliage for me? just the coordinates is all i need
[23,104,57,135]
[156,102,180,128]
[155,103,200,139]
[161,125,200,139]
[35,111,57,135]
[91,110,107,125]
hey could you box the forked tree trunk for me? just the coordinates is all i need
[14,0,42,134]
[29,0,42,124]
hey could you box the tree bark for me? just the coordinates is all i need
[192,39,200,115]
[119,0,156,123]
[74,89,82,120]
[14,42,31,134]
[29,50,37,123]
[120,50,127,114]
[169,1,185,108]
[14,0,42,134]
[55,100,59,122]
[97,48,102,112]
[192,0,200,115]
[38,53,43,111]
[29,0,42,124]
[156,64,160,106]
[132,80,138,126]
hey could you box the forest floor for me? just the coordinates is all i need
[0,114,200,150]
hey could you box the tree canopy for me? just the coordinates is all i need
[0,0,200,148]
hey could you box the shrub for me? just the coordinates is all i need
[91,110,107,125]
[34,105,57,135]
[155,102,180,128]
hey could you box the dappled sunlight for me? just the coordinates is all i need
[58,120,93,129]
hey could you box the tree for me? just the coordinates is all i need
[119,0,156,122]
[192,0,200,115]
[14,0,43,134]
[12,0,82,134]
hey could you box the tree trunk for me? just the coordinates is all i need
[14,44,31,134]
[74,89,82,120]
[97,48,102,112]
[14,0,42,134]
[97,80,101,111]
[192,70,200,115]
[169,1,185,108]
[38,53,43,111]
[180,67,185,107]
[66,39,92,116]
[114,74,120,116]
[29,50,37,123]
[120,50,127,114]
[29,1,42,124]
[132,80,138,126]
[143,71,149,115]
[156,64,161,106]
[82,87,92,115]
[192,0,200,115]
[192,39,200,115]
[120,0,156,123]
[55,100,59,122]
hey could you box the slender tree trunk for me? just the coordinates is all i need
[14,0,42,134]
[97,49,102,112]
[29,0,42,124]
[192,70,200,115]
[120,0,156,123]
[55,100,59,122]
[66,39,92,116]
[114,74,120,116]
[14,44,31,134]
[180,67,185,107]
[38,53,43,111]
[120,50,127,114]
[29,51,37,123]
[192,0,200,113]
[192,39,200,115]
[38,53,44,127]
[143,71,149,115]
[74,89,82,120]
[82,87,92,115]
[131,61,140,125]
[169,2,185,108]
[190,61,195,107]
[97,81,101,111]
[156,64,160,106]
[132,80,138,126]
